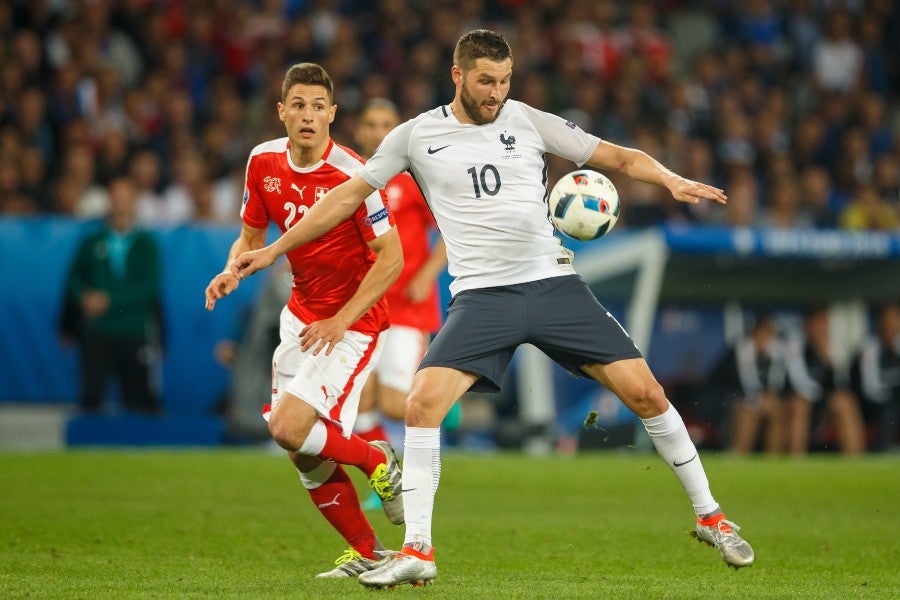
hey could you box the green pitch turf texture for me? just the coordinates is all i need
[1,450,897,599]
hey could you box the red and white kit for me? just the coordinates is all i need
[241,138,395,428]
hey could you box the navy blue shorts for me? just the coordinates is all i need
[419,275,644,393]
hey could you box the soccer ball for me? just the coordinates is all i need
[548,169,620,241]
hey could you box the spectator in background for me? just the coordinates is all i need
[838,183,900,231]
[129,149,165,227]
[812,8,863,94]
[18,144,51,212]
[12,86,55,165]
[704,314,787,455]
[156,148,204,226]
[95,127,133,185]
[60,175,163,415]
[0,155,34,215]
[872,154,899,210]
[721,168,759,227]
[852,303,900,451]
[783,307,866,455]
[798,165,842,228]
[59,143,110,219]
[762,176,814,229]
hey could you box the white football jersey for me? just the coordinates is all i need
[360,100,601,295]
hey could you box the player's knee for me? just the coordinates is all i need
[404,389,442,427]
[628,381,668,418]
[268,411,311,452]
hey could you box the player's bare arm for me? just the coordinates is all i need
[205,224,266,311]
[299,226,403,356]
[231,175,376,280]
[586,140,727,206]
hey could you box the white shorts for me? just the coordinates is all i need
[372,324,430,394]
[269,307,384,433]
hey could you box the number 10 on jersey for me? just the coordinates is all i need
[467,164,501,198]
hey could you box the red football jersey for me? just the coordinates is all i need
[240,138,394,336]
[383,172,442,333]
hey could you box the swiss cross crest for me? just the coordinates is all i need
[263,176,282,194]
[315,187,329,202]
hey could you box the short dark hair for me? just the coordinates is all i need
[453,29,512,71]
[282,63,333,102]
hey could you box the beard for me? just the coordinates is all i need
[460,84,504,125]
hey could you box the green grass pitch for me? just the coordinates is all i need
[1,449,897,599]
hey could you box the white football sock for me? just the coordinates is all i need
[641,403,718,516]
[402,426,441,547]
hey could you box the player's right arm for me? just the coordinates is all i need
[231,175,375,280]
[205,223,267,310]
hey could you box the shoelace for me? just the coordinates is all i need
[714,520,742,546]
[334,548,363,566]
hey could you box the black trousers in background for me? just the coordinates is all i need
[79,333,160,414]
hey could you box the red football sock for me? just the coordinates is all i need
[356,422,389,444]
[318,418,386,477]
[307,465,378,558]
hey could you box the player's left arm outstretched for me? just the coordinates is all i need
[231,175,376,280]
[587,140,727,206]
[299,226,403,356]
[205,224,267,311]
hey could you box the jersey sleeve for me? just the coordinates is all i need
[358,119,415,189]
[239,154,270,229]
[353,188,395,242]
[518,103,601,167]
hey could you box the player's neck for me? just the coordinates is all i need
[289,138,330,168]
[449,99,475,125]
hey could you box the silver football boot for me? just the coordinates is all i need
[315,548,394,578]
[694,516,755,568]
[367,440,404,525]
[357,544,437,589]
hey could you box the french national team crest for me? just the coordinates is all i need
[499,131,521,159]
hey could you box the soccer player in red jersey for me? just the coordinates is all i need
[204,63,405,578]
[351,99,448,448]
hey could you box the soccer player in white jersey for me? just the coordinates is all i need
[204,63,406,578]
[230,32,756,587]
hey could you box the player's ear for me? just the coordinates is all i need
[277,102,286,123]
[451,65,462,86]
[328,103,337,124]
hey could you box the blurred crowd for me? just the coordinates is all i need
[696,304,899,454]
[1,0,899,230]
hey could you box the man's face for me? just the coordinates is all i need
[354,106,399,157]
[278,84,336,150]
[107,179,137,232]
[456,57,512,125]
